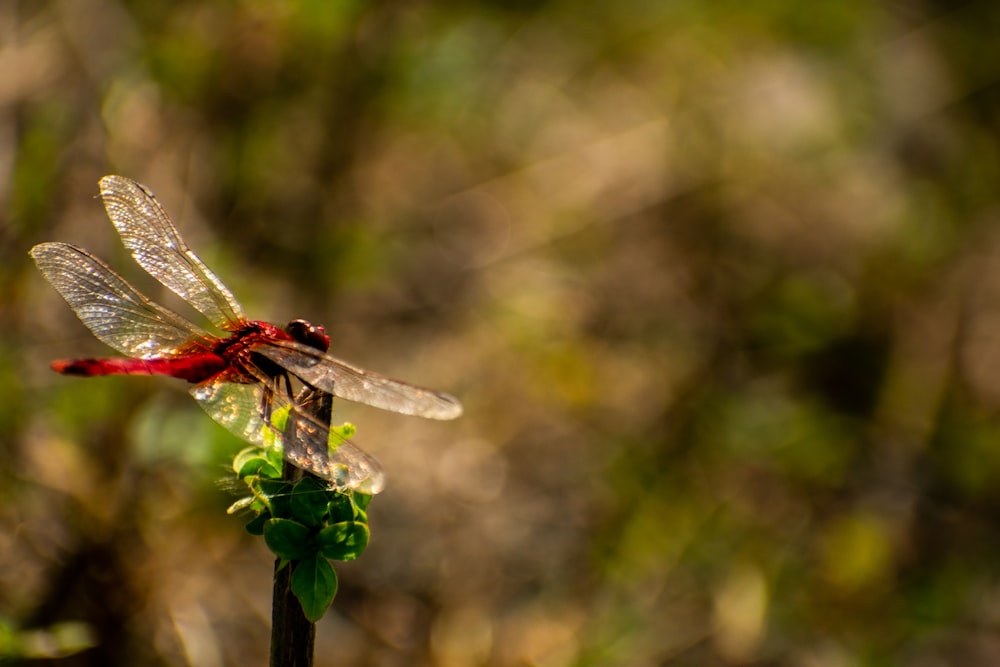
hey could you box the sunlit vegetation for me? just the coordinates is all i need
[4,1,1000,664]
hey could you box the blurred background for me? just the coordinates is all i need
[3,1,1000,665]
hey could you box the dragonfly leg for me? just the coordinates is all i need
[281,372,297,402]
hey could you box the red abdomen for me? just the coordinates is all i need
[52,354,228,383]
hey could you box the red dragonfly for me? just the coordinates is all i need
[30,175,462,494]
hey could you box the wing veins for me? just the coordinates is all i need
[100,175,246,331]
[30,242,211,357]
[253,340,463,420]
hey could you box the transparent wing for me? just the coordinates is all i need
[280,388,385,495]
[30,242,212,358]
[191,378,385,494]
[254,340,464,420]
[99,175,246,331]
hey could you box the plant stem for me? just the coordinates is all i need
[270,389,333,667]
[270,489,316,667]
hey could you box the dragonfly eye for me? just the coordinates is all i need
[285,319,330,353]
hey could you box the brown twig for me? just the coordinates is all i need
[269,389,333,667]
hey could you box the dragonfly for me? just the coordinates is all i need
[30,175,462,494]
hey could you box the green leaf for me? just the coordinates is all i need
[327,493,356,524]
[258,479,295,519]
[234,443,283,480]
[291,478,332,527]
[263,518,314,561]
[233,446,262,473]
[317,521,370,561]
[328,491,370,523]
[264,442,284,474]
[329,422,356,451]
[271,405,293,432]
[353,492,372,512]
[233,440,283,479]
[263,405,293,449]
[291,555,338,622]
[245,513,270,536]
[236,455,277,479]
[227,496,256,515]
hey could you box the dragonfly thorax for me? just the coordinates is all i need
[210,320,290,381]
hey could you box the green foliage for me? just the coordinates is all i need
[291,556,339,623]
[264,518,314,561]
[12,0,1000,662]
[0,619,95,660]
[317,521,370,561]
[228,427,372,622]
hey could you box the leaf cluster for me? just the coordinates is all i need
[227,432,372,621]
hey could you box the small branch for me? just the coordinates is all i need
[270,501,316,667]
[270,389,333,667]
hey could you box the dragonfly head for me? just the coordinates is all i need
[285,319,330,353]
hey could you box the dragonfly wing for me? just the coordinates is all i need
[99,175,246,330]
[271,387,386,494]
[190,379,385,494]
[30,242,212,358]
[190,379,269,448]
[254,340,464,420]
